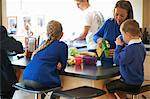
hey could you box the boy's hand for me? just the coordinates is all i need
[57,62,62,70]
[108,49,114,58]
[115,35,124,46]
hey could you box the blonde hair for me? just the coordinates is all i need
[32,20,63,57]
[120,19,141,36]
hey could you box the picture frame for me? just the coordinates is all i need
[37,16,45,34]
[7,16,17,34]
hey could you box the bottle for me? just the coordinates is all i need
[102,40,110,58]
[25,32,37,59]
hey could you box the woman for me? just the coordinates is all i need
[93,0,133,67]
[22,20,68,89]
[0,25,24,99]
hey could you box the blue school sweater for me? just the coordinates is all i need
[23,40,68,87]
[114,42,146,85]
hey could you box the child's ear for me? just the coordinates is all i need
[60,32,64,38]
[58,32,63,40]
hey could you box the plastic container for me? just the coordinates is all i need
[83,56,97,66]
[25,36,37,58]
[75,56,82,66]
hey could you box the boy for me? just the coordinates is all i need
[106,19,146,99]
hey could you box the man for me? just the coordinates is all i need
[74,0,104,54]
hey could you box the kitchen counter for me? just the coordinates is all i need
[146,51,150,56]
[144,44,150,48]
[9,55,119,80]
[145,44,150,55]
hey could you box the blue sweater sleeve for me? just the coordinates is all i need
[114,45,124,65]
[59,42,68,71]
[93,19,108,43]
[114,45,135,65]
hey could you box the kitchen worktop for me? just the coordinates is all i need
[145,44,150,55]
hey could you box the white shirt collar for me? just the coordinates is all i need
[128,38,142,45]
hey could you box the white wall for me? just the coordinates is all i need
[129,0,143,28]
[6,0,117,40]
[5,0,145,38]
[2,0,7,26]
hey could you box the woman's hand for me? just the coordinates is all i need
[57,62,62,70]
[115,35,124,46]
[97,38,104,48]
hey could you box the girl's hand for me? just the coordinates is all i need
[115,35,124,46]
[57,62,62,70]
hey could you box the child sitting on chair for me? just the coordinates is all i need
[106,19,146,99]
[22,20,68,89]
[0,25,24,99]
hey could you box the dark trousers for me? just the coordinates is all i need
[106,79,141,93]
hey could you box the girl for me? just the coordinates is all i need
[22,20,68,89]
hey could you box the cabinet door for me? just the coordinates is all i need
[144,55,150,80]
